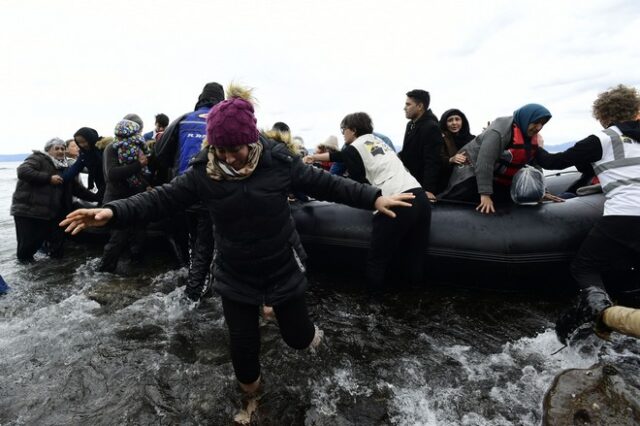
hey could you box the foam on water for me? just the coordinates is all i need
[1,161,639,424]
[379,329,616,425]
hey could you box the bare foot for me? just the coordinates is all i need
[235,378,261,424]
[262,305,276,322]
[309,325,324,352]
[233,397,258,425]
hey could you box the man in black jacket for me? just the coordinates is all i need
[398,89,445,201]
[61,85,414,402]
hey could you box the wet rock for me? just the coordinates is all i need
[543,363,640,425]
[85,278,147,309]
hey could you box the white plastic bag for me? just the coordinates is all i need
[510,166,545,204]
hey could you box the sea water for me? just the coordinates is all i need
[0,161,638,425]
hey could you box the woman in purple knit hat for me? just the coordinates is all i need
[60,84,414,406]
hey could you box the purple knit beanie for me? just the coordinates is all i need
[206,98,259,147]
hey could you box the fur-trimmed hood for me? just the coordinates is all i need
[261,129,298,155]
[95,136,114,150]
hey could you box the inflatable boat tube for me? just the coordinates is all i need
[291,171,608,288]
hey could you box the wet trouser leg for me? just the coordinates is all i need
[397,191,431,286]
[273,294,316,349]
[168,212,190,267]
[570,216,640,290]
[366,188,430,290]
[221,296,261,385]
[221,293,316,384]
[14,216,49,262]
[99,228,131,272]
[45,218,66,258]
[129,229,147,263]
[185,210,214,299]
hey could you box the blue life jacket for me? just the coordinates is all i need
[177,107,211,175]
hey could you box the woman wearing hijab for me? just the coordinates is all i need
[63,127,106,203]
[439,108,475,188]
[11,138,98,261]
[440,103,556,213]
[61,85,414,402]
[97,119,152,272]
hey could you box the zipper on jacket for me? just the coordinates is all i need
[292,247,306,273]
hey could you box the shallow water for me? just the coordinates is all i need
[1,161,638,425]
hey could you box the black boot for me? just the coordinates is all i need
[556,286,613,344]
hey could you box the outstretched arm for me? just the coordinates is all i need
[292,157,415,218]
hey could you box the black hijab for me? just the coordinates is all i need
[439,109,475,150]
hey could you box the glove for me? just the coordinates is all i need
[555,286,613,344]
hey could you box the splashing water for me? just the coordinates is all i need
[0,161,638,425]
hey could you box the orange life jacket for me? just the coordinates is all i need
[494,124,538,186]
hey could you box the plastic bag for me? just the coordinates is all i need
[510,166,545,204]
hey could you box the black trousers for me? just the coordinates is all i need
[366,187,430,290]
[14,216,65,262]
[221,294,315,384]
[184,209,214,298]
[571,216,640,290]
[99,227,146,272]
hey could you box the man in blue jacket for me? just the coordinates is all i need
[155,82,225,301]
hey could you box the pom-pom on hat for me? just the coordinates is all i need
[206,84,259,147]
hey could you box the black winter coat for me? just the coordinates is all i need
[102,144,149,204]
[11,151,98,220]
[398,110,445,193]
[107,137,380,306]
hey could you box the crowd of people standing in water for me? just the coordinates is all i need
[9,81,640,413]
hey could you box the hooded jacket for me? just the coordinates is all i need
[102,141,149,204]
[62,138,106,203]
[11,151,98,220]
[398,109,444,193]
[105,137,380,306]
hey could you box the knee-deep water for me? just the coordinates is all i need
[1,162,639,425]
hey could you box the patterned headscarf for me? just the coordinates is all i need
[113,119,150,188]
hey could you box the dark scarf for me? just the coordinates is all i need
[440,108,475,151]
